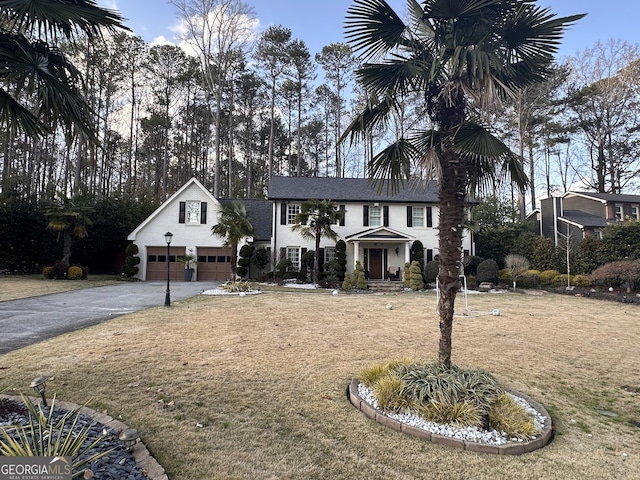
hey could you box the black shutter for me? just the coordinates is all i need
[427,206,433,227]
[280,202,287,225]
[319,248,325,266]
[383,205,389,227]
[200,202,207,224]
[363,205,369,226]
[179,202,186,223]
[406,206,413,227]
[339,205,346,226]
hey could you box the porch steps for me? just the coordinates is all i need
[367,280,404,293]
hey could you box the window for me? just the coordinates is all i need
[325,247,336,263]
[412,207,425,227]
[287,247,301,269]
[369,205,382,226]
[632,205,639,220]
[287,204,300,224]
[593,229,603,239]
[615,204,623,220]
[179,201,207,224]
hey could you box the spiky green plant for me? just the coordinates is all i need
[221,280,255,292]
[417,400,484,428]
[0,394,114,477]
[488,394,540,440]
[359,359,417,388]
[371,375,410,413]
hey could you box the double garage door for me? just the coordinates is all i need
[146,246,232,281]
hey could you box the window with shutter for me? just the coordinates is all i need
[179,202,186,223]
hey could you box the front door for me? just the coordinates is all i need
[369,248,383,279]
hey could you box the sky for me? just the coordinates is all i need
[98,0,640,60]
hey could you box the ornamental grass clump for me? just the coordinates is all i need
[360,361,540,439]
[0,393,113,476]
[221,280,255,292]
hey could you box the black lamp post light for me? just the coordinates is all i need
[164,231,173,307]
[30,376,48,407]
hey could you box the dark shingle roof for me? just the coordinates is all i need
[567,191,640,203]
[269,176,454,203]
[560,210,610,228]
[220,199,272,241]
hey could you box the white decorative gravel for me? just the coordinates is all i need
[357,383,546,445]
[202,289,262,296]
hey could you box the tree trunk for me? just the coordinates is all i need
[436,155,467,368]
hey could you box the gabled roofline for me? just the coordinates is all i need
[345,226,417,242]
[562,191,608,204]
[127,177,221,240]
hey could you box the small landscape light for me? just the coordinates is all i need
[30,376,48,407]
[119,428,140,451]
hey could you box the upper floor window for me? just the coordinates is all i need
[179,201,207,224]
[369,205,382,226]
[412,207,425,227]
[287,204,300,224]
[615,204,623,220]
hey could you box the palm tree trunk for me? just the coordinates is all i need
[437,155,467,368]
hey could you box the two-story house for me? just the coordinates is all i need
[127,176,477,281]
[538,191,640,246]
[268,176,475,281]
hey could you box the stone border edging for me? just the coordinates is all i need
[347,379,554,455]
[1,394,168,479]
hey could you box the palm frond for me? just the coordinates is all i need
[341,92,394,145]
[367,138,419,194]
[0,0,128,41]
[345,0,407,61]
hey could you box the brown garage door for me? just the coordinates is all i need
[147,246,186,281]
[197,247,232,281]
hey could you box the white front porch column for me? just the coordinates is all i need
[404,242,411,265]
[353,241,360,270]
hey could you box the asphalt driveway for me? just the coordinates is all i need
[0,281,213,354]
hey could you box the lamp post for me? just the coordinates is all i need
[30,376,47,407]
[119,428,140,452]
[164,232,173,306]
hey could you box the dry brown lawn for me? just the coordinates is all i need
[1,285,639,479]
[0,275,120,301]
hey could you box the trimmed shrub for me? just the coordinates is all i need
[123,243,140,278]
[353,261,368,290]
[67,266,83,280]
[403,262,411,288]
[409,261,424,291]
[463,255,484,276]
[590,259,640,291]
[237,244,253,279]
[572,274,592,287]
[518,270,540,289]
[51,261,69,280]
[410,240,425,273]
[274,258,294,279]
[342,272,353,291]
[424,260,439,284]
[251,247,270,279]
[539,269,561,286]
[476,259,499,285]
[335,240,347,281]
[42,266,53,279]
[499,268,511,285]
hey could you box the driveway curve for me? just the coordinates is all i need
[0,281,213,354]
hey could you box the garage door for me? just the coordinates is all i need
[146,246,186,281]
[197,247,232,281]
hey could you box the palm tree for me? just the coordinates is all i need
[0,0,126,142]
[211,201,256,280]
[44,193,93,266]
[292,199,345,284]
[344,0,583,367]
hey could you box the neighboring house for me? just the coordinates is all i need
[128,175,477,282]
[127,177,271,281]
[268,176,476,281]
[538,191,640,246]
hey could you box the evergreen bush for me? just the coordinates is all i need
[409,261,424,291]
[476,259,499,285]
[67,266,83,280]
[539,269,561,286]
[403,262,411,288]
[410,240,425,273]
[342,272,353,291]
[42,266,53,279]
[353,261,368,290]
[335,240,347,281]
[123,243,140,278]
[424,260,439,284]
